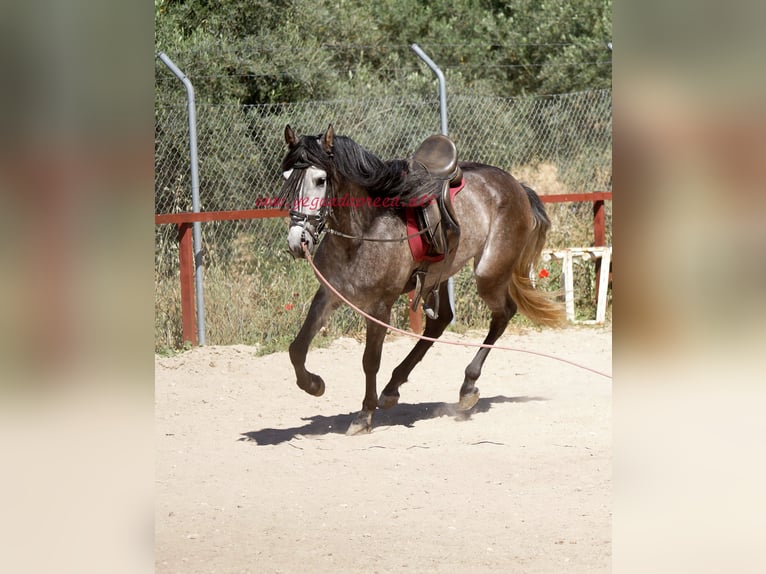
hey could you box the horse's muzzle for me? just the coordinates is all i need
[287,225,313,258]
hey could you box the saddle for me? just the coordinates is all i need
[408,134,463,320]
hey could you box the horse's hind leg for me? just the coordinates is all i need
[379,283,453,409]
[459,280,517,411]
[289,286,339,397]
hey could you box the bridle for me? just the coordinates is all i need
[285,160,331,247]
[325,224,435,243]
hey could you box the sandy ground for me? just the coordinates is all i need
[156,326,611,573]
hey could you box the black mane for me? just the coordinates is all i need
[280,132,438,206]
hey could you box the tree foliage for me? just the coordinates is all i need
[155,0,611,104]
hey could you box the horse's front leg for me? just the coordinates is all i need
[289,286,339,397]
[346,315,389,435]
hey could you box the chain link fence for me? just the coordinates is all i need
[155,90,611,351]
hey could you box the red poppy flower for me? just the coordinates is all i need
[538,268,550,278]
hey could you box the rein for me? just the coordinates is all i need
[325,220,437,243]
[301,242,612,380]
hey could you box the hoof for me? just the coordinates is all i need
[457,387,479,411]
[308,374,326,397]
[346,411,373,435]
[298,373,325,397]
[378,392,400,409]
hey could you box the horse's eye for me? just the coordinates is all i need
[315,177,326,187]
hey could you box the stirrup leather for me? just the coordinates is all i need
[409,134,464,321]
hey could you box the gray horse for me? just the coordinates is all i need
[280,125,564,434]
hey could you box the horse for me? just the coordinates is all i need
[279,124,564,435]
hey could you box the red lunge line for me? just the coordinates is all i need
[301,244,612,380]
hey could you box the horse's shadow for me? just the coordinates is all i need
[239,394,546,446]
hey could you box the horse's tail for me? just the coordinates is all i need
[508,184,567,327]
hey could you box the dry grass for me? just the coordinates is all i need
[155,256,607,353]
[514,161,572,196]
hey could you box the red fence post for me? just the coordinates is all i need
[593,199,606,247]
[177,222,197,346]
[408,291,423,333]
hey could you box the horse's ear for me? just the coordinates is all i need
[284,124,297,147]
[322,124,334,154]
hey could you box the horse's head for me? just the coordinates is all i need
[281,124,335,258]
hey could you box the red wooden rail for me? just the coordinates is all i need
[155,209,288,225]
[155,192,611,345]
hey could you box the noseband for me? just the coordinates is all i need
[289,209,326,244]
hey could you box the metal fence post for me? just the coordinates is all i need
[157,52,207,346]
[411,43,456,323]
[411,44,448,136]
